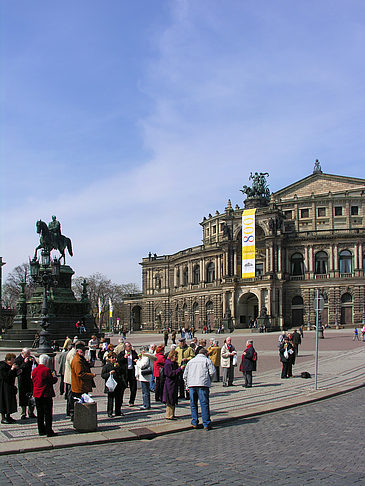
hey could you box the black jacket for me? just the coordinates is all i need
[101,362,127,393]
[240,345,257,372]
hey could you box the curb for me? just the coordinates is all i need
[0,380,364,456]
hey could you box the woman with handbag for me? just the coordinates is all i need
[221,337,237,387]
[101,352,126,417]
[135,347,154,410]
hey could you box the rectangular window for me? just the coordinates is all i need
[334,206,343,216]
[212,225,216,234]
[284,210,292,219]
[255,263,263,276]
[317,207,326,217]
[300,208,309,218]
[351,206,359,215]
[206,228,210,236]
[220,223,225,231]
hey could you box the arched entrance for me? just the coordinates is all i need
[340,293,353,325]
[131,305,142,330]
[291,296,304,327]
[237,292,259,328]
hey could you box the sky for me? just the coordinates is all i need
[1,0,365,288]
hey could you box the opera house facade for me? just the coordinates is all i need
[124,162,365,331]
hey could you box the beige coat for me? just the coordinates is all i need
[64,348,76,385]
[221,342,236,368]
[208,346,221,366]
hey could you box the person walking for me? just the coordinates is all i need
[353,328,359,341]
[239,340,257,388]
[221,337,237,387]
[162,350,185,420]
[31,354,58,437]
[183,348,216,430]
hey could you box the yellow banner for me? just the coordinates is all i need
[242,208,256,278]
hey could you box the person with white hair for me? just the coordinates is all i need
[31,354,58,437]
[15,348,36,419]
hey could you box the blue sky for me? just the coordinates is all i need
[1,0,365,287]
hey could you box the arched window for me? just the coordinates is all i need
[341,292,352,304]
[292,295,304,306]
[315,251,328,275]
[290,253,304,276]
[183,267,188,286]
[339,250,352,274]
[206,262,215,283]
[193,264,200,284]
[192,302,199,327]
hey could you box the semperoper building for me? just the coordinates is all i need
[124,162,365,331]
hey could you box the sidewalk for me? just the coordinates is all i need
[0,343,363,455]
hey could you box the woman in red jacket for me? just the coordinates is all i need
[32,354,58,437]
[153,345,165,402]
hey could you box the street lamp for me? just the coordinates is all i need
[30,250,60,354]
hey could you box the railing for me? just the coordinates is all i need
[289,275,304,281]
[339,273,353,278]
[314,274,329,279]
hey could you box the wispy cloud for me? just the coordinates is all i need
[2,0,365,285]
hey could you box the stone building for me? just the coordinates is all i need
[124,163,365,331]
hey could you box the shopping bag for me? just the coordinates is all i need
[106,375,117,392]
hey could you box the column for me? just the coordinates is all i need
[277,243,282,274]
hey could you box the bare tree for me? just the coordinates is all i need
[1,263,36,309]
[72,273,140,328]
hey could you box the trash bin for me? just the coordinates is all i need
[73,401,97,432]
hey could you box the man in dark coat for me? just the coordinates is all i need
[0,353,19,423]
[279,336,294,378]
[15,348,36,419]
[239,340,257,387]
[291,329,302,356]
[117,341,138,407]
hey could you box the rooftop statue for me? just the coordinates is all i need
[240,172,270,200]
[33,216,73,264]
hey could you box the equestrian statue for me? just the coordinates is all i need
[33,216,73,264]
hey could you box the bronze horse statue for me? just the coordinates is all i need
[34,220,73,264]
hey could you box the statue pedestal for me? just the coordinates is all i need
[1,265,96,348]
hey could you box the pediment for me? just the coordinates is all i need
[273,173,365,201]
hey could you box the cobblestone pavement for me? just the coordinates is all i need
[0,387,363,485]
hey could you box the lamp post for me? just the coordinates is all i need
[30,250,60,355]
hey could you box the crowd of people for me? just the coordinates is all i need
[0,328,310,435]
